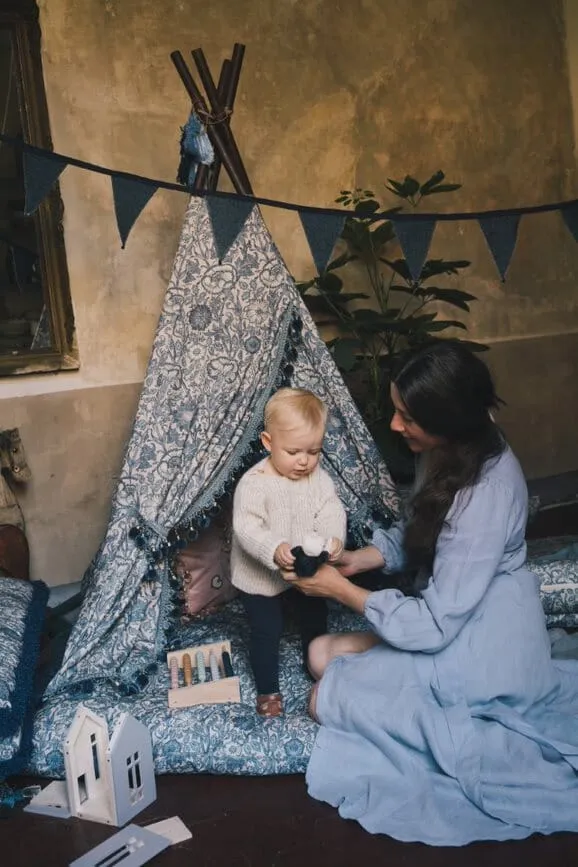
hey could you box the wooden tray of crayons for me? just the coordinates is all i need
[166,641,241,709]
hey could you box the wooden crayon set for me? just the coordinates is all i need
[166,640,241,709]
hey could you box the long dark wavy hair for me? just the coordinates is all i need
[392,341,505,573]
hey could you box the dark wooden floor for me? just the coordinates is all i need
[4,773,578,867]
[2,502,578,867]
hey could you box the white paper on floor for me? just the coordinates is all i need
[145,815,192,844]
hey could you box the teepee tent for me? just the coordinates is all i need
[45,50,400,701]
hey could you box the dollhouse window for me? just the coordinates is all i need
[126,752,144,805]
[90,733,100,780]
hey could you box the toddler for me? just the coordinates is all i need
[231,388,346,717]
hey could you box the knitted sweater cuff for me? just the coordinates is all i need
[261,535,289,572]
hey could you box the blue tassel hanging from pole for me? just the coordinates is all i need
[177,111,214,187]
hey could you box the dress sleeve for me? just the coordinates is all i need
[364,477,515,652]
[232,477,287,571]
[314,471,347,543]
[371,521,407,573]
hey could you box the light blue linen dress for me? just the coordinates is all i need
[306,447,578,845]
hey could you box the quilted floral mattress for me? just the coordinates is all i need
[27,538,578,778]
[28,599,369,778]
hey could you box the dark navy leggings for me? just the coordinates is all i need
[240,590,328,694]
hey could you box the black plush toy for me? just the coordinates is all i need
[290,534,331,578]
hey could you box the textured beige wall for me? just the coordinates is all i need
[1,0,577,584]
[0,383,140,586]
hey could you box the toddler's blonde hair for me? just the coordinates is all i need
[264,388,327,432]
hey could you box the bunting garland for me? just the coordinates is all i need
[3,132,578,281]
[299,211,346,275]
[22,149,68,215]
[112,176,159,248]
[478,214,520,281]
[393,218,437,283]
[561,203,578,243]
[206,195,254,261]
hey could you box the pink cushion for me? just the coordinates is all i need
[173,508,236,618]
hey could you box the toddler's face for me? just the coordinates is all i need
[261,417,324,480]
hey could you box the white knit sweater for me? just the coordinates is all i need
[231,459,347,596]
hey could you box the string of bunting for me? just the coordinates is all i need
[2,132,578,281]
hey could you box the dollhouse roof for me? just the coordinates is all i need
[65,705,108,747]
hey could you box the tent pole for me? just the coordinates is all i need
[191,47,252,194]
[204,58,231,191]
[170,50,251,196]
[207,44,248,191]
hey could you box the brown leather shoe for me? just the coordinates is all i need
[256,692,284,718]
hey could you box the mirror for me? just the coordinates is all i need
[0,1,76,376]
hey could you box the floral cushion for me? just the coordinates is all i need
[527,536,578,629]
[0,578,48,776]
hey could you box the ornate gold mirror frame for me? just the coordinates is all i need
[0,0,77,377]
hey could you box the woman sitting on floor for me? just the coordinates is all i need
[284,340,578,846]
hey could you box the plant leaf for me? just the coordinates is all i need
[385,178,407,195]
[354,199,380,216]
[326,251,356,271]
[419,170,445,195]
[419,287,477,311]
[421,319,467,332]
[403,175,420,196]
[380,258,412,282]
[420,259,471,280]
[331,337,363,372]
[294,279,318,295]
[454,339,489,352]
[422,183,462,195]
[301,295,336,316]
[370,220,395,250]
[335,292,370,302]
[318,272,343,294]
[352,310,416,333]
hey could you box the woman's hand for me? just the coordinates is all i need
[282,564,371,614]
[283,563,347,598]
[335,545,385,577]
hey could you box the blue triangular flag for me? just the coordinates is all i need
[23,149,68,215]
[112,175,158,248]
[478,214,520,281]
[206,196,254,261]
[393,219,436,282]
[299,211,345,274]
[561,204,578,242]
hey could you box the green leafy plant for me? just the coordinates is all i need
[296,171,487,480]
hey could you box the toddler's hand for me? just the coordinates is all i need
[274,542,295,570]
[327,537,344,562]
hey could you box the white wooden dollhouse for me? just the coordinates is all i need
[26,704,156,826]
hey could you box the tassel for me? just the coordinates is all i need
[176,111,214,187]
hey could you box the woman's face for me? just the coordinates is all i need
[390,383,445,453]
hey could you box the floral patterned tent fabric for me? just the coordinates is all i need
[45,197,400,702]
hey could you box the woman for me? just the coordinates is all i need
[285,341,578,846]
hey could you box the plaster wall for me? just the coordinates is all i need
[1,0,577,583]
